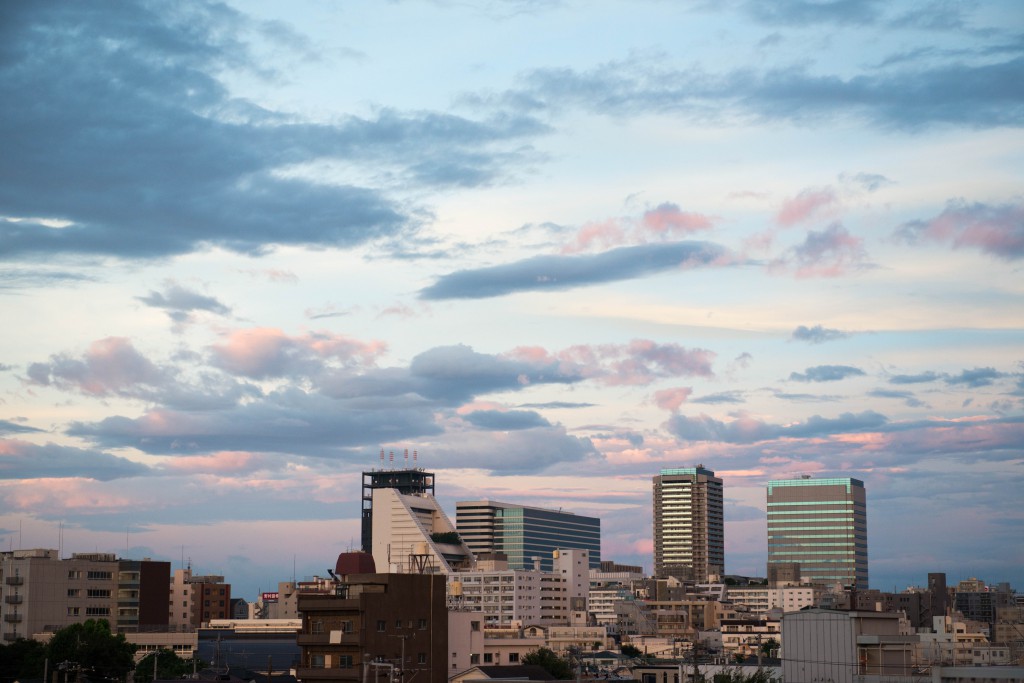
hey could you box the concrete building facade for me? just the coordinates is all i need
[168,568,231,630]
[455,501,601,572]
[652,466,724,582]
[767,476,868,589]
[0,548,169,640]
[371,488,474,574]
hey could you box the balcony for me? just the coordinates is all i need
[4,614,22,623]
[3,633,18,642]
[4,577,23,586]
[297,633,331,646]
[4,596,22,605]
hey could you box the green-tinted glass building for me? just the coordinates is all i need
[455,501,601,571]
[767,476,868,589]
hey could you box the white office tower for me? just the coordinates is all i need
[370,487,475,574]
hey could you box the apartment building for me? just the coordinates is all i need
[652,466,724,582]
[0,548,169,640]
[168,568,231,629]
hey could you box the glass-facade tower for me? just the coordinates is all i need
[766,476,868,589]
[652,466,724,582]
[455,501,601,572]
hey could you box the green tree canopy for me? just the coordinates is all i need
[522,647,573,680]
[620,644,643,659]
[46,619,136,683]
[0,637,47,680]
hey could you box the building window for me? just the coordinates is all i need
[484,654,493,664]
[418,654,427,665]
[312,620,324,634]
[86,607,110,616]
[68,589,80,598]
[87,571,112,580]
[471,621,480,631]
[418,618,428,630]
[339,655,353,669]
[377,620,386,632]
[396,619,403,629]
[341,620,353,633]
[470,654,480,665]
[87,589,111,598]
[310,655,325,669]
[67,607,80,616]
[508,653,519,663]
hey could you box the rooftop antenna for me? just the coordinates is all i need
[380,448,385,466]
[389,450,394,465]
[404,448,409,464]
[413,450,418,464]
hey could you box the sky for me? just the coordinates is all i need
[1,0,1022,600]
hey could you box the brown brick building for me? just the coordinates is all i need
[297,571,447,683]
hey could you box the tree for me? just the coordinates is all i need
[46,619,136,683]
[759,638,779,658]
[711,668,780,683]
[134,649,204,683]
[620,644,643,659]
[0,637,47,681]
[522,647,573,680]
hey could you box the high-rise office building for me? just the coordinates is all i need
[361,452,434,554]
[455,501,601,572]
[766,476,868,589]
[652,466,724,581]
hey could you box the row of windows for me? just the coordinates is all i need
[66,606,111,616]
[376,619,428,631]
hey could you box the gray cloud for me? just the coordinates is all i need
[789,364,866,382]
[0,439,150,480]
[791,324,850,344]
[867,388,927,408]
[138,283,232,323]
[0,420,43,436]
[420,241,730,299]
[461,409,552,430]
[889,371,943,384]
[666,410,888,444]
[490,46,1023,131]
[691,391,746,405]
[0,2,543,261]
[945,367,1005,388]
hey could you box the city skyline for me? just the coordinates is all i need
[1,1,1022,600]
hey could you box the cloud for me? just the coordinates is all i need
[0,420,43,436]
[776,187,839,226]
[0,2,544,261]
[791,324,850,344]
[896,199,1024,260]
[789,364,866,382]
[420,241,731,299]
[840,172,893,192]
[654,387,693,413]
[888,371,943,384]
[461,409,552,430]
[0,439,150,480]
[945,367,1005,388]
[868,388,927,408]
[744,0,884,26]
[493,48,1024,130]
[209,328,387,379]
[137,282,231,324]
[666,409,889,444]
[770,223,871,278]
[27,337,166,396]
[691,391,746,405]
[640,203,714,238]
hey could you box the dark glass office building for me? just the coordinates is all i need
[456,501,601,571]
[767,476,868,589]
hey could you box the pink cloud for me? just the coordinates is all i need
[776,187,839,226]
[210,328,387,378]
[163,451,262,474]
[561,219,626,254]
[640,202,714,238]
[654,387,693,413]
[508,340,714,386]
[27,337,164,396]
[902,200,1024,260]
